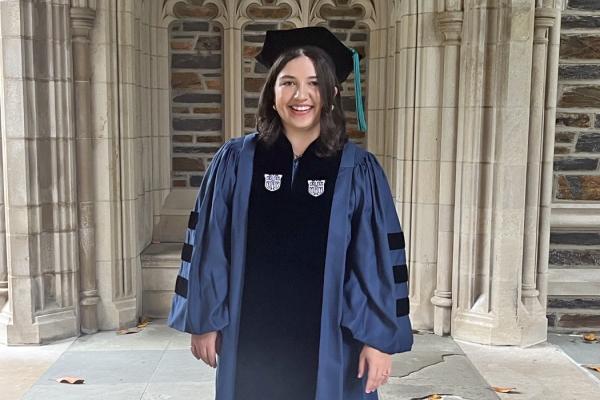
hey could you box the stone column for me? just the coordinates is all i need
[521,7,555,321]
[223,26,243,141]
[538,4,561,312]
[0,152,6,312]
[70,6,99,334]
[432,8,463,336]
[0,0,80,344]
[450,1,561,346]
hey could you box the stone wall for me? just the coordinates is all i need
[548,0,600,331]
[170,11,223,188]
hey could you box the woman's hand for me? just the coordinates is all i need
[357,344,392,393]
[191,331,222,368]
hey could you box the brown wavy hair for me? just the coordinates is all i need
[255,45,348,158]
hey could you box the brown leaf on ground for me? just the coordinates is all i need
[493,386,517,393]
[136,317,152,328]
[116,327,142,335]
[410,394,453,400]
[56,376,84,384]
[583,333,598,342]
[584,365,600,373]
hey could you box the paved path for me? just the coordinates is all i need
[4,320,599,399]
[13,320,496,400]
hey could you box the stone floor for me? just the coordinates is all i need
[459,332,600,400]
[2,321,599,400]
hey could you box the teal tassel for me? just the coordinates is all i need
[352,49,367,132]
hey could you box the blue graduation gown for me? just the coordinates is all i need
[233,133,342,400]
[168,132,413,400]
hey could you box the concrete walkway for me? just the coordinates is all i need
[2,320,598,399]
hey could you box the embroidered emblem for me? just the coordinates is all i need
[307,180,325,197]
[264,174,283,192]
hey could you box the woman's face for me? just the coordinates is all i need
[274,55,322,135]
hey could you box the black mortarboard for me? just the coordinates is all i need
[255,26,367,132]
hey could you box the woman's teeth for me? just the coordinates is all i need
[290,105,312,111]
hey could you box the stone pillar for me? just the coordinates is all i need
[432,8,463,336]
[0,150,6,312]
[391,0,447,331]
[224,26,243,141]
[521,6,555,325]
[0,0,80,344]
[70,6,99,334]
[450,1,561,346]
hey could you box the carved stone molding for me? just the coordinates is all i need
[436,11,463,45]
[238,0,294,27]
[70,0,97,11]
[70,6,96,36]
[162,0,377,29]
[162,0,220,26]
[348,0,376,29]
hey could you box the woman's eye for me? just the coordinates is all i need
[282,81,294,86]
[310,81,319,86]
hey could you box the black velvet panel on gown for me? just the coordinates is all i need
[233,133,343,400]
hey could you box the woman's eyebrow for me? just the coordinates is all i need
[279,75,318,80]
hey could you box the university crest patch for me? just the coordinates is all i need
[307,180,325,197]
[264,174,283,192]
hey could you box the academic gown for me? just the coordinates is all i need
[168,132,413,400]
[233,133,342,400]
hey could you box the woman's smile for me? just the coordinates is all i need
[288,104,314,116]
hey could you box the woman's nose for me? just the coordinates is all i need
[294,83,308,99]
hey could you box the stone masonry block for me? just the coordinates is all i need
[575,133,600,152]
[560,35,600,60]
[559,86,600,108]
[567,0,600,11]
[556,112,591,128]
[553,158,599,171]
[549,248,600,266]
[556,175,600,200]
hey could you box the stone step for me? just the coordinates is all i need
[141,243,183,318]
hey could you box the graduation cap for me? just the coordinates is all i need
[255,26,367,132]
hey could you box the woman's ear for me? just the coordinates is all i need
[333,86,339,98]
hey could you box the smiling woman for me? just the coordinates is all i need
[256,43,347,159]
[167,26,413,400]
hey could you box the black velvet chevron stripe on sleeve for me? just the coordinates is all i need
[175,275,188,298]
[393,264,408,284]
[387,232,405,250]
[396,297,409,317]
[181,243,193,263]
[188,211,199,229]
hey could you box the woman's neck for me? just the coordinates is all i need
[283,129,319,158]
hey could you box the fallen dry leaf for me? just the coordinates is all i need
[584,365,600,373]
[136,317,152,329]
[411,394,453,400]
[493,386,517,393]
[116,327,142,335]
[56,376,84,384]
[583,333,598,342]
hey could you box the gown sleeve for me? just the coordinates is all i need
[340,152,413,354]
[167,139,238,335]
